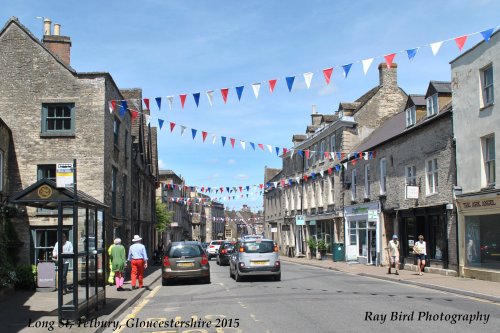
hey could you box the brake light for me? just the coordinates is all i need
[201,254,209,265]
[274,245,279,252]
[163,256,171,268]
[239,247,245,252]
[221,249,227,254]
[209,245,215,248]
[275,261,281,267]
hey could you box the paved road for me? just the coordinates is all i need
[104,261,499,333]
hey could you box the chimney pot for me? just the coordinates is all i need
[378,62,398,87]
[53,23,60,36]
[312,104,317,114]
[43,18,51,36]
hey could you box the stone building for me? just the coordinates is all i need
[224,209,239,241]
[189,192,208,242]
[264,63,407,258]
[0,118,12,205]
[0,17,157,265]
[342,83,458,273]
[451,31,500,282]
[157,170,190,243]
[204,201,225,242]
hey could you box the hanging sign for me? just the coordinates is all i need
[56,163,74,188]
[406,186,419,199]
[295,215,305,226]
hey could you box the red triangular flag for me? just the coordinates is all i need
[202,131,208,142]
[303,175,309,181]
[352,159,357,166]
[269,79,277,93]
[259,184,263,190]
[143,98,150,110]
[201,187,205,192]
[384,53,396,68]
[131,110,139,121]
[239,186,242,192]
[221,88,229,104]
[258,143,265,151]
[283,148,288,155]
[305,150,310,159]
[179,94,187,108]
[169,122,176,132]
[324,151,330,159]
[322,68,333,84]
[281,179,285,187]
[230,138,236,148]
[220,187,224,193]
[454,35,468,52]
[328,167,333,175]
[111,100,116,111]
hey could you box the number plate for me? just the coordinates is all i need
[251,261,268,266]
[178,262,194,267]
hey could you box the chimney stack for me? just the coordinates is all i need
[378,62,397,88]
[42,22,72,66]
[310,105,323,126]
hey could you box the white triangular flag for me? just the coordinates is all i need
[145,114,150,126]
[212,134,217,144]
[180,125,186,136]
[331,152,336,161]
[295,177,300,184]
[343,162,348,170]
[273,181,278,188]
[303,72,314,89]
[251,83,261,99]
[364,152,369,160]
[430,41,443,56]
[167,96,174,110]
[131,99,141,111]
[361,58,374,75]
[206,90,214,106]
[290,149,294,159]
[267,145,273,153]
[240,141,246,150]
[108,101,114,113]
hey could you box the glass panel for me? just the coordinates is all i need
[77,255,88,305]
[78,207,87,254]
[431,216,444,260]
[358,229,367,256]
[358,221,366,228]
[48,120,54,130]
[97,210,105,293]
[465,216,481,266]
[62,267,74,306]
[406,217,415,255]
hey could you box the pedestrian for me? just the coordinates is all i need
[52,233,73,294]
[128,235,148,289]
[387,234,400,275]
[413,235,427,276]
[107,242,115,285]
[109,238,126,291]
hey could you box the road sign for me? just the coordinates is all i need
[56,163,74,188]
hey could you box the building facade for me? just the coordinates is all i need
[451,31,500,282]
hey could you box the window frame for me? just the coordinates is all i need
[330,135,336,152]
[364,164,370,198]
[113,117,120,146]
[484,135,496,186]
[351,169,357,200]
[111,166,117,216]
[41,103,75,136]
[426,93,438,117]
[405,165,417,186]
[405,106,416,127]
[0,149,3,192]
[379,158,387,195]
[481,65,494,107]
[425,158,438,195]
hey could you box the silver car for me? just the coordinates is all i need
[229,238,281,281]
[162,241,210,285]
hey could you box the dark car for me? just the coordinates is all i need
[162,241,210,285]
[216,242,234,266]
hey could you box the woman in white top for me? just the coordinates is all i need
[413,235,427,276]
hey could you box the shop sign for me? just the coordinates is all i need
[368,210,378,221]
[56,163,74,188]
[346,245,358,261]
[406,186,419,199]
[170,222,179,227]
[271,227,278,233]
[37,261,55,288]
[352,207,368,214]
[295,215,305,225]
[458,196,500,212]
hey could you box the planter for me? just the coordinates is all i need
[319,250,327,260]
[308,248,316,259]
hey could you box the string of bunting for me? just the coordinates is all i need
[110,101,375,159]
[113,27,496,109]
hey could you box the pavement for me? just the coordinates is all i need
[0,265,162,333]
[281,256,500,304]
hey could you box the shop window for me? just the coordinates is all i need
[41,103,75,136]
[481,65,494,107]
[430,216,444,260]
[426,158,438,195]
[465,214,500,269]
[406,217,416,256]
[31,228,72,265]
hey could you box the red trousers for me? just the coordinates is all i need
[130,259,145,288]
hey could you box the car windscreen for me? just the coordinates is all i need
[242,241,274,253]
[222,243,234,251]
[168,245,203,258]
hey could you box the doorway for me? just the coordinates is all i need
[368,229,377,265]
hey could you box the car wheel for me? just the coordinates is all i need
[273,274,281,282]
[203,276,211,284]
[216,258,220,265]
[229,266,234,278]
[235,269,243,282]
[162,278,170,286]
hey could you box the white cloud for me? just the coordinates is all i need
[227,159,236,165]
[234,173,249,180]
[206,158,219,164]
[318,83,338,96]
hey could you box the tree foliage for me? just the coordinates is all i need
[155,199,173,232]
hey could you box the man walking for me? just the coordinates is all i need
[52,233,73,294]
[128,235,148,289]
[387,234,400,275]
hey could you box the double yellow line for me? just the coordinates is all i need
[114,286,161,333]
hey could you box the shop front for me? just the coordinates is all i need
[456,190,500,282]
[344,202,381,265]
[398,205,450,270]
[306,217,334,258]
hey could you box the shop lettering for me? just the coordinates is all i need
[462,200,496,208]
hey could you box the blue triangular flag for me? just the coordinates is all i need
[250,142,255,150]
[481,28,494,43]
[286,76,295,92]
[275,147,280,156]
[246,186,250,191]
[221,136,227,147]
[155,97,162,110]
[193,93,200,107]
[236,86,244,101]
[336,152,342,160]
[119,100,127,117]
[297,150,303,157]
[191,129,197,139]
[406,48,419,61]
[226,187,230,193]
[335,165,340,172]
[342,64,352,78]
[207,187,211,193]
[158,119,164,130]
[289,179,293,186]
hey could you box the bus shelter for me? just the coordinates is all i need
[11,178,107,321]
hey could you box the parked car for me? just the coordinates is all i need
[162,241,210,285]
[216,242,234,266]
[229,238,280,282]
[205,240,225,260]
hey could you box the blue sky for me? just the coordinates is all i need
[2,0,500,211]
